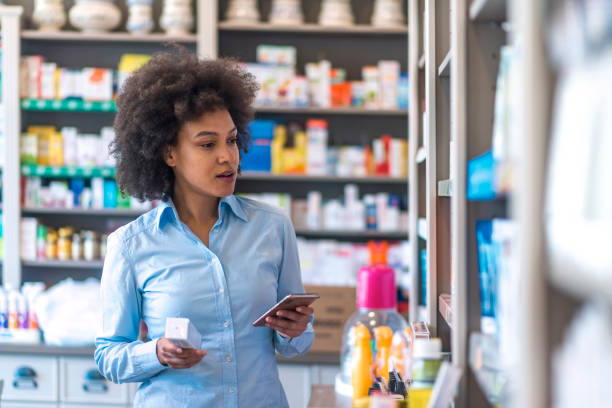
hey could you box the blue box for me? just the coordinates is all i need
[103,180,118,208]
[241,120,276,172]
[467,150,496,201]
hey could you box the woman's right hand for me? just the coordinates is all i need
[156,337,207,369]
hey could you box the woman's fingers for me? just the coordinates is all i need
[275,309,310,324]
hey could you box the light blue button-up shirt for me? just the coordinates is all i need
[95,195,314,407]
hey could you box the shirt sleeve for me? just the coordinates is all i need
[273,215,315,357]
[94,232,166,384]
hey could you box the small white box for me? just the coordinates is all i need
[165,317,202,349]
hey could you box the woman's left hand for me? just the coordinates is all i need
[265,306,313,338]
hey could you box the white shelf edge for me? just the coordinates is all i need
[418,217,427,240]
[416,146,427,164]
[469,0,507,23]
[21,30,197,43]
[239,172,408,184]
[254,106,408,116]
[22,260,104,269]
[21,207,146,217]
[218,21,408,35]
[438,50,452,78]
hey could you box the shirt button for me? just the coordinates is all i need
[228,387,234,394]
[226,355,232,362]
[223,321,230,328]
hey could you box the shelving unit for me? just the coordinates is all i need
[21,164,115,178]
[21,99,116,113]
[21,30,197,43]
[21,208,146,217]
[239,172,407,185]
[218,22,407,35]
[294,229,408,240]
[253,106,407,116]
[438,50,452,78]
[22,260,105,269]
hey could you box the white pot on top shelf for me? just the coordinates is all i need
[318,0,354,27]
[224,0,260,24]
[32,0,66,32]
[68,0,122,34]
[127,0,154,35]
[371,0,405,27]
[160,0,194,36]
[269,0,303,25]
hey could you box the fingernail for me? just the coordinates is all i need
[266,317,271,322]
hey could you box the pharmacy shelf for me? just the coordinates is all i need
[239,172,408,185]
[218,22,408,35]
[21,99,116,113]
[294,229,408,240]
[21,165,115,178]
[469,0,507,23]
[22,260,105,269]
[416,146,427,164]
[438,50,452,78]
[22,207,146,217]
[438,179,453,197]
[418,54,425,69]
[21,30,197,43]
[254,106,408,116]
[418,217,427,240]
[439,293,453,328]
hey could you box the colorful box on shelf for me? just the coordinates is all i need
[467,150,498,201]
[21,99,117,113]
[21,164,115,178]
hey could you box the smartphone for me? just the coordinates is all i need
[252,293,320,327]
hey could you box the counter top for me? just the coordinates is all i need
[308,385,351,408]
[0,344,340,365]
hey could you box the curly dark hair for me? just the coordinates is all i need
[112,47,258,201]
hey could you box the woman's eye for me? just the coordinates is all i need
[200,143,215,149]
[228,138,239,145]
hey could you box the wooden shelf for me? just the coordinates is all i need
[438,50,452,78]
[22,207,146,217]
[239,172,407,185]
[218,21,408,35]
[418,54,426,69]
[254,106,408,116]
[439,293,453,328]
[294,229,407,240]
[22,260,104,269]
[469,0,507,23]
[21,30,197,43]
[438,179,453,196]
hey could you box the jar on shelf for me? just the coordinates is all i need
[160,0,194,36]
[127,0,154,35]
[45,229,58,260]
[319,0,354,27]
[69,0,122,34]
[71,232,82,261]
[225,0,260,24]
[82,231,99,261]
[371,0,405,27]
[57,227,73,261]
[269,0,303,25]
[32,0,66,32]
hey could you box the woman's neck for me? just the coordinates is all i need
[172,184,220,226]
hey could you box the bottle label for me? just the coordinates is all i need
[0,312,8,329]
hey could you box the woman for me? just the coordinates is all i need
[95,49,314,407]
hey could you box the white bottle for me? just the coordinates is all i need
[306,191,322,230]
[69,0,122,34]
[160,0,194,36]
[269,0,303,25]
[225,0,260,23]
[371,0,405,27]
[7,289,19,329]
[17,292,29,329]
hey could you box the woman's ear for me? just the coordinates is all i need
[164,145,176,167]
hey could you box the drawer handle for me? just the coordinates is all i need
[83,381,109,394]
[13,378,38,389]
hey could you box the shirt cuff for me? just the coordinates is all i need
[134,338,167,373]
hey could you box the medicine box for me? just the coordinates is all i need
[165,317,202,349]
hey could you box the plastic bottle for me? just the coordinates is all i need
[71,232,81,260]
[7,289,19,329]
[0,289,8,329]
[374,325,393,385]
[17,292,28,329]
[57,227,73,261]
[36,225,47,259]
[45,228,58,259]
[351,324,372,400]
[411,338,442,384]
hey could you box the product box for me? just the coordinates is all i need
[40,62,57,100]
[81,68,113,101]
[304,285,356,353]
[58,69,82,100]
[378,60,400,109]
[26,56,43,99]
[256,45,297,67]
[165,317,202,349]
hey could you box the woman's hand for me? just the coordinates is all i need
[265,306,313,338]
[156,337,207,369]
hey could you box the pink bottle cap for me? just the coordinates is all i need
[357,265,396,309]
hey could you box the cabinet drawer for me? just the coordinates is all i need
[0,354,58,402]
[59,405,130,408]
[59,357,129,405]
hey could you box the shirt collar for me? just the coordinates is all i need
[156,195,248,230]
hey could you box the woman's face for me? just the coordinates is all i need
[165,109,240,200]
